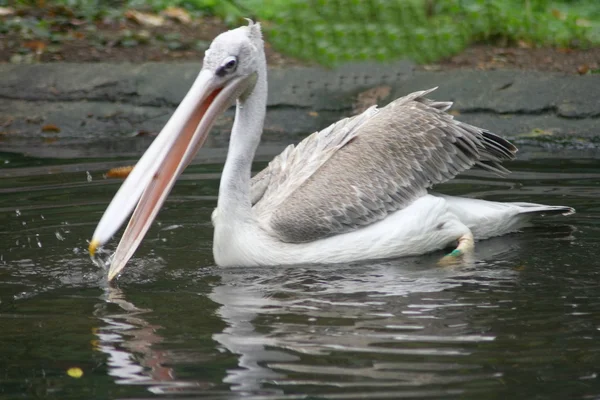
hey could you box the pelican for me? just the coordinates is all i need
[89,21,574,281]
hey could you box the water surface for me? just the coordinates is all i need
[1,144,599,400]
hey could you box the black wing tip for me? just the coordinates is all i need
[413,92,518,162]
[482,130,518,158]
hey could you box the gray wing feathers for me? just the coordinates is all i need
[250,105,379,205]
[253,87,517,243]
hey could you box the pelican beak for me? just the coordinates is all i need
[89,69,253,281]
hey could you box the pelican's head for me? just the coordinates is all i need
[195,21,266,107]
[203,20,265,83]
[88,21,265,281]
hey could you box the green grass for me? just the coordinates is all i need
[240,0,600,65]
[2,0,599,64]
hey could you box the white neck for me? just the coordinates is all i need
[217,57,268,223]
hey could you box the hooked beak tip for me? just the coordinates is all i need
[88,239,99,257]
[107,267,119,282]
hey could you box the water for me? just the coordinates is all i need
[1,144,600,400]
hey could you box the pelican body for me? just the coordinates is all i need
[89,21,574,280]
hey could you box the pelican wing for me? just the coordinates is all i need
[251,88,517,243]
[250,104,380,205]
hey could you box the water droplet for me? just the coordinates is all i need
[14,292,28,300]
[86,171,92,182]
[162,224,183,231]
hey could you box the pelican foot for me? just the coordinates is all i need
[438,232,474,267]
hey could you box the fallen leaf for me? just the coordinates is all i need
[67,367,83,378]
[0,6,15,16]
[23,41,47,54]
[41,124,61,133]
[578,64,589,75]
[308,111,319,117]
[125,10,165,27]
[161,7,192,24]
[106,166,134,179]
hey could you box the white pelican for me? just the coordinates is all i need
[89,21,574,281]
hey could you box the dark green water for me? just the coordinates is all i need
[1,146,599,400]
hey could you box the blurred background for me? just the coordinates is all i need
[0,0,599,72]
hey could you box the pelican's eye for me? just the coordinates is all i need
[216,56,238,77]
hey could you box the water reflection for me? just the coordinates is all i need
[93,286,204,395]
[211,268,494,395]
[93,235,528,398]
[208,237,527,397]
